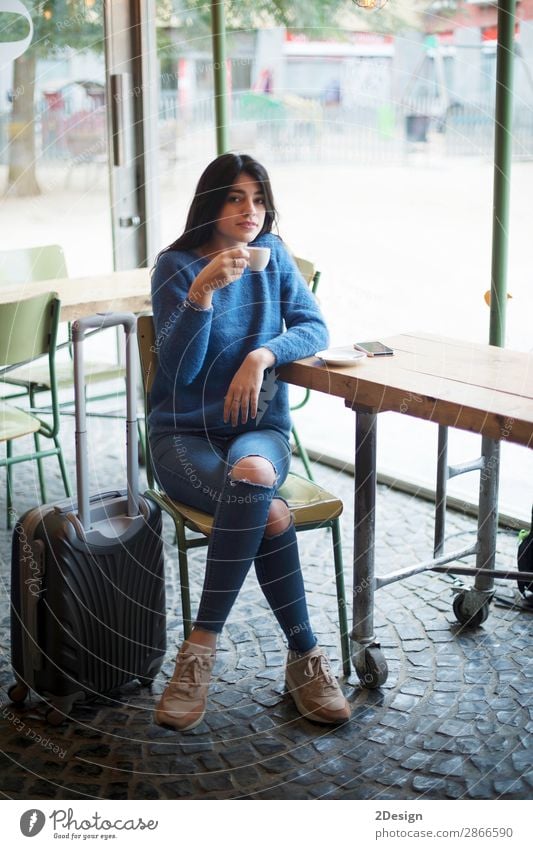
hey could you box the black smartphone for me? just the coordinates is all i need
[353,341,394,357]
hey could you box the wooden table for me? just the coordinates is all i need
[280,332,533,687]
[0,268,151,322]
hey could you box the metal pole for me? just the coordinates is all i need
[210,1,229,154]
[489,0,516,347]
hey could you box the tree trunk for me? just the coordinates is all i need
[5,52,41,197]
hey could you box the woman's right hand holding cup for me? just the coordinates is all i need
[188,248,249,308]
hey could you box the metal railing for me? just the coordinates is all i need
[2,93,533,168]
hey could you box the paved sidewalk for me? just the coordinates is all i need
[0,414,532,800]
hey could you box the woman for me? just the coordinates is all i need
[150,153,350,731]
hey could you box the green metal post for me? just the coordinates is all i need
[210,1,229,154]
[489,0,516,347]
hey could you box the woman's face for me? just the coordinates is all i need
[213,172,266,248]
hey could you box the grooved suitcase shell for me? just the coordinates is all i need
[11,494,166,707]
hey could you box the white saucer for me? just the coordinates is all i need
[315,347,367,367]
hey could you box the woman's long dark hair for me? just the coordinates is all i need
[159,153,278,259]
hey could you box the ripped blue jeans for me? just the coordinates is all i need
[150,429,317,653]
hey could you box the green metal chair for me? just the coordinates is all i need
[137,315,350,676]
[0,245,127,408]
[291,256,321,481]
[0,292,71,527]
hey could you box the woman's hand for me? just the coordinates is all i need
[188,248,250,309]
[224,348,276,427]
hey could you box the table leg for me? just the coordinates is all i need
[352,410,388,688]
[476,435,500,588]
[452,435,499,626]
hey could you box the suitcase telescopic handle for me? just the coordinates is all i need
[71,312,139,531]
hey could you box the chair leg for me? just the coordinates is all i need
[54,435,72,497]
[174,517,192,640]
[6,440,13,529]
[33,432,48,505]
[332,517,351,677]
[291,423,315,482]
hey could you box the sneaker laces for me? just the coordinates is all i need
[303,653,338,694]
[170,653,212,696]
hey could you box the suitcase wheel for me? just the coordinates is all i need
[45,706,67,727]
[8,682,29,705]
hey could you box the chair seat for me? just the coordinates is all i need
[2,358,126,390]
[278,473,343,523]
[0,400,41,440]
[149,472,343,537]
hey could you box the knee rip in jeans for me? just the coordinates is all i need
[264,496,293,538]
[228,454,278,489]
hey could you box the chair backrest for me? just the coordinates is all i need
[289,257,320,416]
[138,314,158,396]
[0,292,59,366]
[294,255,320,295]
[0,245,67,287]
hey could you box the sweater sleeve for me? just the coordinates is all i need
[262,245,329,366]
[151,252,213,385]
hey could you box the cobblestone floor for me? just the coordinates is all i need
[0,414,532,800]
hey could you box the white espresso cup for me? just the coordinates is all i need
[247,246,271,272]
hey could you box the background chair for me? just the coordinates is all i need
[137,315,350,676]
[0,245,128,413]
[0,292,71,527]
[291,256,321,481]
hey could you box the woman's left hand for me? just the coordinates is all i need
[224,348,276,427]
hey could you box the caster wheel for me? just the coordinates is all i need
[45,707,66,726]
[356,646,388,689]
[453,592,490,627]
[8,682,28,705]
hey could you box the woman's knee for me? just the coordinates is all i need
[264,498,292,538]
[230,455,277,487]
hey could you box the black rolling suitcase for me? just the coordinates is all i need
[9,312,166,724]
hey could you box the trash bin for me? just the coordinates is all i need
[405,114,429,142]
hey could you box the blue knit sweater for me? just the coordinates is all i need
[149,233,329,440]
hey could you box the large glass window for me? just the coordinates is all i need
[0,1,112,277]
[35,2,526,522]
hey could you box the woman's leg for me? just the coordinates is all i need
[152,429,315,650]
[151,430,294,638]
[151,430,349,728]
[193,430,292,633]
[254,505,317,654]
[151,430,289,731]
